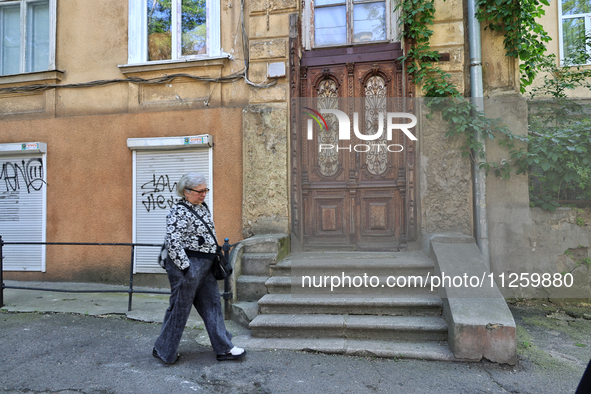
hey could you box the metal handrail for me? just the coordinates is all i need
[0,236,238,314]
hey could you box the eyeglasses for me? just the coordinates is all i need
[186,188,209,195]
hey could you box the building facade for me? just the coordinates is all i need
[0,0,528,284]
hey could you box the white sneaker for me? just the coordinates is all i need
[230,346,244,356]
[217,346,246,361]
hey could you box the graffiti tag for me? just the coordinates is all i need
[0,158,45,193]
[141,174,179,212]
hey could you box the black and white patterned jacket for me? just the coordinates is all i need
[164,200,217,270]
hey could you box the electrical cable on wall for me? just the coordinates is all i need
[0,73,245,95]
[240,0,276,88]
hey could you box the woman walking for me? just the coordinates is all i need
[153,172,245,364]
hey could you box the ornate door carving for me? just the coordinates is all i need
[291,43,415,251]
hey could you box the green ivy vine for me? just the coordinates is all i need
[475,0,551,93]
[397,0,551,96]
[397,0,591,209]
[395,0,519,169]
[516,44,591,209]
[396,0,459,98]
[395,0,550,168]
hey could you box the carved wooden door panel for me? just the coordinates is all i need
[297,44,414,251]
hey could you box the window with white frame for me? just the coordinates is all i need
[0,0,55,76]
[127,135,213,273]
[305,0,395,48]
[128,0,221,65]
[560,0,591,62]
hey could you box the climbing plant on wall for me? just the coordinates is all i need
[517,37,591,209]
[475,0,551,93]
[397,0,551,95]
[396,0,459,98]
[397,0,591,209]
[395,0,519,168]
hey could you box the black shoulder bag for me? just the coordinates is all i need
[179,202,233,280]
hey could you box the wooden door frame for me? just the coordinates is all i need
[288,14,417,251]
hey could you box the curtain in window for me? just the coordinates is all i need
[27,2,49,73]
[1,5,20,76]
[315,6,346,46]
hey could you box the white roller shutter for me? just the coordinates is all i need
[129,135,213,273]
[0,143,47,272]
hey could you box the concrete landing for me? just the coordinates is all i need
[231,336,457,361]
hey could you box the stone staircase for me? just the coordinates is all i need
[235,252,277,301]
[230,235,289,326]
[237,250,455,360]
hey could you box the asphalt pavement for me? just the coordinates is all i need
[1,280,590,394]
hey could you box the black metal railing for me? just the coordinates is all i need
[0,236,238,316]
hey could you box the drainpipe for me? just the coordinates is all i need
[467,0,491,269]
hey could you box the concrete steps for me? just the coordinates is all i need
[233,234,289,303]
[243,251,453,360]
[236,275,268,302]
[250,314,448,341]
[264,275,438,296]
[279,251,437,277]
[258,294,443,316]
[235,252,277,301]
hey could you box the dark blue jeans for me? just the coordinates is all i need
[154,256,233,363]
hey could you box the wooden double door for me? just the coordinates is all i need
[291,43,416,251]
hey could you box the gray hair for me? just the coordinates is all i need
[176,172,207,198]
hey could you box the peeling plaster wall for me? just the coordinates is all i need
[242,104,289,237]
[415,0,473,239]
[241,0,293,238]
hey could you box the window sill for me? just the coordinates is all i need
[311,40,394,50]
[0,70,64,86]
[118,55,231,75]
[559,61,591,68]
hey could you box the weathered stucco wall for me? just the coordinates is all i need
[480,29,518,94]
[485,96,591,298]
[418,105,473,238]
[414,0,473,240]
[1,107,243,283]
[242,104,289,237]
[492,208,591,299]
[241,0,293,237]
[0,0,294,283]
[431,0,467,95]
[485,96,530,275]
[52,0,129,116]
[535,209,591,299]
[0,0,296,283]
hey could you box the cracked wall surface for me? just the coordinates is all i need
[242,104,289,237]
[418,106,473,236]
